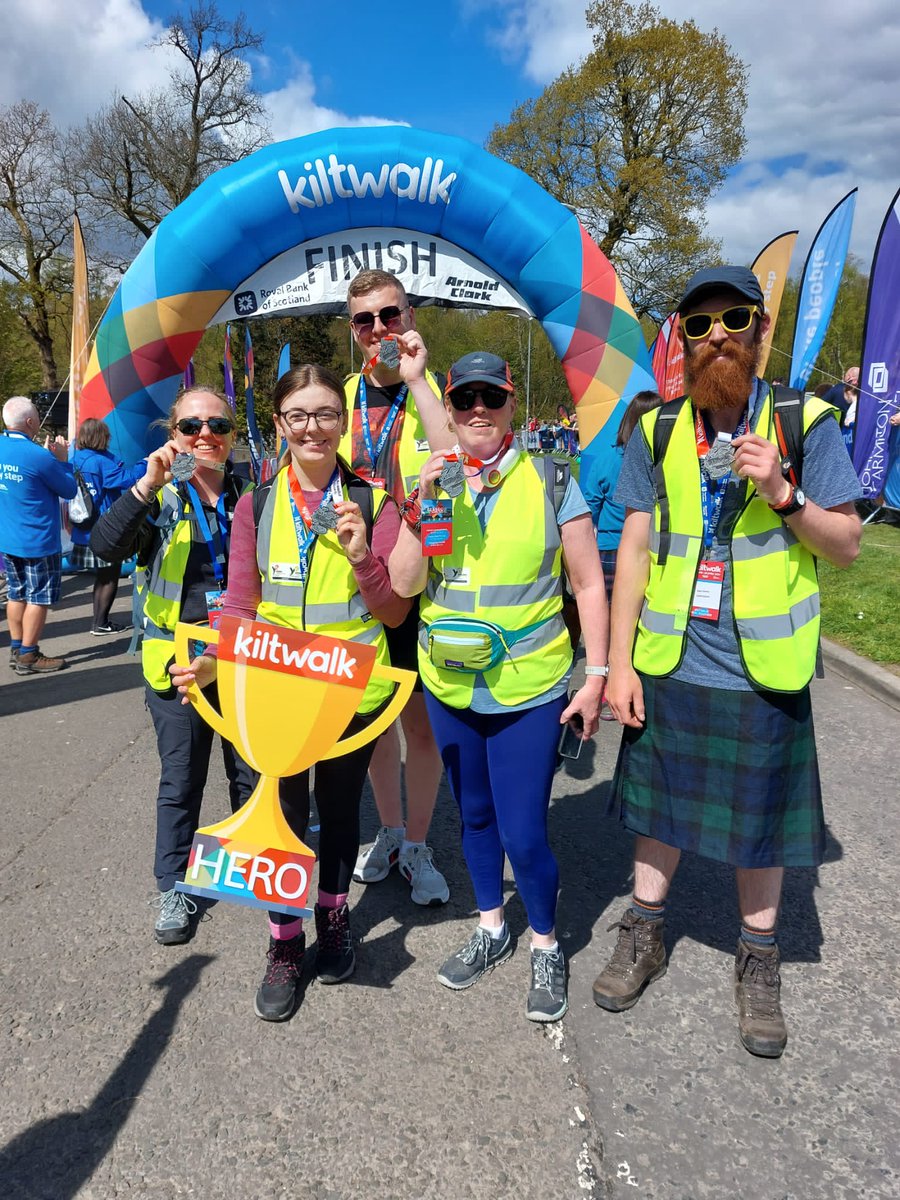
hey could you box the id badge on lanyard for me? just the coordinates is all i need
[185,483,228,623]
[357,378,405,490]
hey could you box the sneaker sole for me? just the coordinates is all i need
[155,925,191,945]
[437,942,514,991]
[592,960,667,1011]
[526,998,569,1023]
[352,854,399,884]
[15,665,67,675]
[316,952,356,985]
[400,868,450,906]
[254,997,296,1022]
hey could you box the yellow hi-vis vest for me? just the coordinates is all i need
[141,483,208,692]
[340,370,443,497]
[633,391,838,692]
[255,468,393,713]
[417,454,573,708]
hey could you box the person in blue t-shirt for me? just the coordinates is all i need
[70,417,146,634]
[0,395,77,674]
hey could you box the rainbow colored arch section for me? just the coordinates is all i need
[81,126,655,462]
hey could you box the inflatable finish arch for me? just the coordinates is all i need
[81,126,656,463]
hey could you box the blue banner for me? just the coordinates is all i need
[789,189,857,389]
[244,325,263,482]
[853,185,900,501]
[277,343,291,380]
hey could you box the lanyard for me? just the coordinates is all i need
[358,378,407,469]
[184,483,228,584]
[286,465,341,569]
[695,409,748,550]
[447,430,515,475]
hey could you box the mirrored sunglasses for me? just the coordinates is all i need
[175,417,235,436]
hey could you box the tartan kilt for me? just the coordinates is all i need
[611,673,825,868]
[67,543,114,572]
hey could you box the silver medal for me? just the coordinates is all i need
[171,452,196,483]
[438,459,465,498]
[379,337,401,369]
[310,502,339,535]
[703,437,733,481]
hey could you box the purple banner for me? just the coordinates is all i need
[853,186,900,500]
[789,189,857,390]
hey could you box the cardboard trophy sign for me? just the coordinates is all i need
[174,616,415,917]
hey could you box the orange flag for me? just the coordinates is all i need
[68,213,90,442]
[752,231,798,378]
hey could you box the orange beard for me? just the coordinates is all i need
[684,338,761,412]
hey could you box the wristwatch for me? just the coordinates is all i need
[769,485,806,518]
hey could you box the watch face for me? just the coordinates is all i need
[795,489,806,505]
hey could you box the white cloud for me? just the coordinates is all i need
[487,0,900,267]
[262,61,406,142]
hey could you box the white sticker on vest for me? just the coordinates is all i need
[415,438,431,452]
[443,566,470,585]
[271,562,304,581]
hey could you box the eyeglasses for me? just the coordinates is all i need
[277,408,343,431]
[349,304,408,332]
[681,305,761,340]
[448,385,510,411]
[175,417,235,436]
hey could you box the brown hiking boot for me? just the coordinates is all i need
[735,940,788,1058]
[592,908,667,1011]
[15,647,67,675]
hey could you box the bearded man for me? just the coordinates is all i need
[592,267,862,1057]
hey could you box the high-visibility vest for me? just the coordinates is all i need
[340,370,443,497]
[633,391,837,692]
[141,484,206,692]
[418,454,573,708]
[255,468,393,713]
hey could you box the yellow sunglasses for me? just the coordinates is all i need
[682,305,761,340]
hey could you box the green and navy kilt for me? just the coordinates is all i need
[611,673,825,868]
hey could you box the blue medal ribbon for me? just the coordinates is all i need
[286,466,341,581]
[697,412,748,550]
[358,378,407,471]
[184,482,228,585]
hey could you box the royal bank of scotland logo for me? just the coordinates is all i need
[235,290,258,316]
[869,362,889,394]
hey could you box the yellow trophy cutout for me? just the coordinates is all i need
[173,615,415,917]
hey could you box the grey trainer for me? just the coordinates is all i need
[526,946,568,1022]
[150,887,197,945]
[353,826,402,883]
[438,926,513,990]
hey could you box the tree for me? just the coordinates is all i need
[0,101,73,389]
[68,2,268,251]
[488,0,747,319]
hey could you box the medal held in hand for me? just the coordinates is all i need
[437,458,466,498]
[379,336,401,370]
[703,434,734,481]
[310,501,339,536]
[171,452,196,483]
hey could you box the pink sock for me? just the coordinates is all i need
[269,917,303,940]
[317,890,349,909]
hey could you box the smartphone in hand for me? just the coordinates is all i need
[558,710,585,760]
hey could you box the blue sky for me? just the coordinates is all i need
[2,0,899,271]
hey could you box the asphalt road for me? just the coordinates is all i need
[0,572,897,1199]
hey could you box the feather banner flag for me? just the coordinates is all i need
[68,213,91,442]
[751,230,798,378]
[223,324,236,412]
[182,358,195,390]
[244,325,264,482]
[789,191,856,389]
[852,184,900,503]
[650,312,685,401]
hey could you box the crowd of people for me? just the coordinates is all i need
[0,264,864,1057]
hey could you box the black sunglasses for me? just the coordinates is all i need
[175,417,235,436]
[349,304,408,331]
[449,385,510,411]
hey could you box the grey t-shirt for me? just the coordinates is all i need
[614,380,863,690]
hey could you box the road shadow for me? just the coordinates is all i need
[0,954,213,1200]
[0,661,143,716]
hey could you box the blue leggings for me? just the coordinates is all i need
[424,690,566,936]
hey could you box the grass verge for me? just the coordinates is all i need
[819,521,900,671]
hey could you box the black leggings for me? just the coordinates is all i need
[271,706,379,921]
[93,563,121,627]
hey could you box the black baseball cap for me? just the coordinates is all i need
[445,351,514,394]
[678,266,765,314]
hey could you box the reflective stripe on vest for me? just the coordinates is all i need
[255,468,392,713]
[142,485,193,691]
[418,454,572,708]
[340,370,443,495]
[633,391,836,692]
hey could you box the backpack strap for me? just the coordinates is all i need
[651,396,688,568]
[771,384,805,487]
[537,454,570,518]
[252,461,375,547]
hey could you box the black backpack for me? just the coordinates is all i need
[650,385,805,568]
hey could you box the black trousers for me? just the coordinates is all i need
[145,682,256,891]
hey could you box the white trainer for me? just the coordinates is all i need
[399,844,450,906]
[353,826,403,883]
